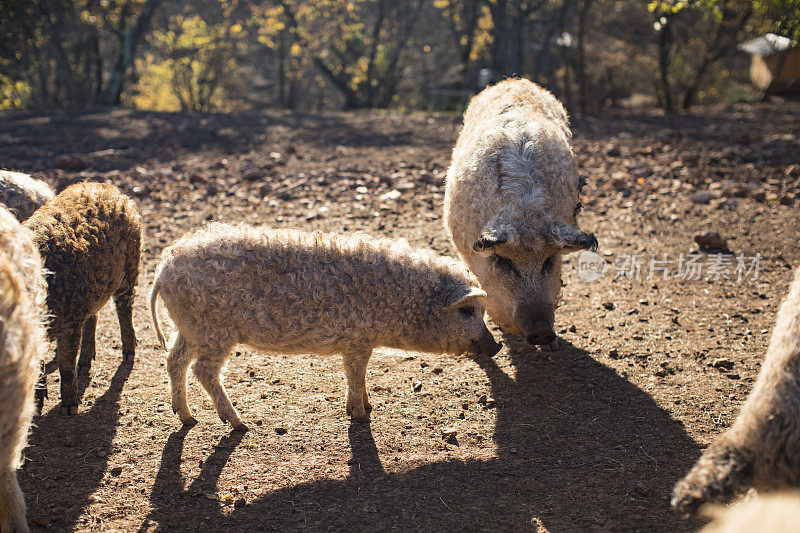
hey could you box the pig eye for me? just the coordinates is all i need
[542,256,555,275]
[458,306,476,318]
[493,255,519,276]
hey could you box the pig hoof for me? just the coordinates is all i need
[364,402,373,413]
[181,416,198,427]
[545,338,560,351]
[61,404,78,416]
[350,412,370,423]
[232,423,249,433]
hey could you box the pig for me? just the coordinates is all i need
[0,171,55,222]
[25,182,141,414]
[444,78,597,345]
[0,207,47,533]
[672,265,800,516]
[149,223,502,430]
[699,493,800,533]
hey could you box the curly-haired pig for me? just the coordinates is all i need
[25,182,141,415]
[0,206,46,533]
[444,78,597,346]
[150,223,502,430]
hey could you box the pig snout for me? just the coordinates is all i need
[526,324,556,346]
[471,331,503,357]
[513,305,555,346]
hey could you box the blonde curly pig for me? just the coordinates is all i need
[0,207,47,533]
[150,224,501,430]
[0,171,54,222]
[444,78,596,347]
[673,265,800,516]
[699,492,800,533]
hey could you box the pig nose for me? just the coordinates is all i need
[526,325,556,346]
[486,340,503,357]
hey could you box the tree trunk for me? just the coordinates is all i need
[657,16,674,113]
[97,0,162,105]
[277,31,287,108]
[576,0,593,116]
[488,0,510,79]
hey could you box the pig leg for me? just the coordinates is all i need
[77,313,97,375]
[34,360,47,414]
[113,285,136,362]
[57,324,83,415]
[0,467,28,533]
[191,346,247,432]
[343,348,373,422]
[166,333,197,426]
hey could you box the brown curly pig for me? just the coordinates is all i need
[150,224,502,430]
[24,182,141,415]
[444,78,596,347]
[673,265,800,516]
[0,171,55,222]
[0,207,47,533]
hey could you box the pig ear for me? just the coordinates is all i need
[548,220,598,253]
[446,287,487,311]
[472,221,518,257]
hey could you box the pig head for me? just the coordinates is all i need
[469,207,597,345]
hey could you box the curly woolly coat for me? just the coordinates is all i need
[150,223,500,429]
[672,265,800,516]
[443,78,595,344]
[0,207,46,533]
[699,492,800,533]
[24,182,141,415]
[0,171,55,222]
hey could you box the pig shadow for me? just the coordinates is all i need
[21,357,133,531]
[144,338,701,531]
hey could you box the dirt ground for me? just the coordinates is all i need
[2,100,798,532]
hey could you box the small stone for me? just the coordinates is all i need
[275,427,288,435]
[379,190,402,201]
[234,497,247,508]
[441,427,459,445]
[711,358,735,370]
[729,185,749,198]
[31,516,50,528]
[690,191,715,204]
[412,380,423,392]
[52,153,88,171]
[694,232,729,251]
[432,365,444,375]
[602,301,616,310]
[609,349,621,359]
[780,194,795,206]
[477,394,488,404]
[751,190,766,202]
[634,482,651,497]
[110,466,123,476]
[242,168,263,181]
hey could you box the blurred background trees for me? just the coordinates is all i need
[0,0,796,113]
